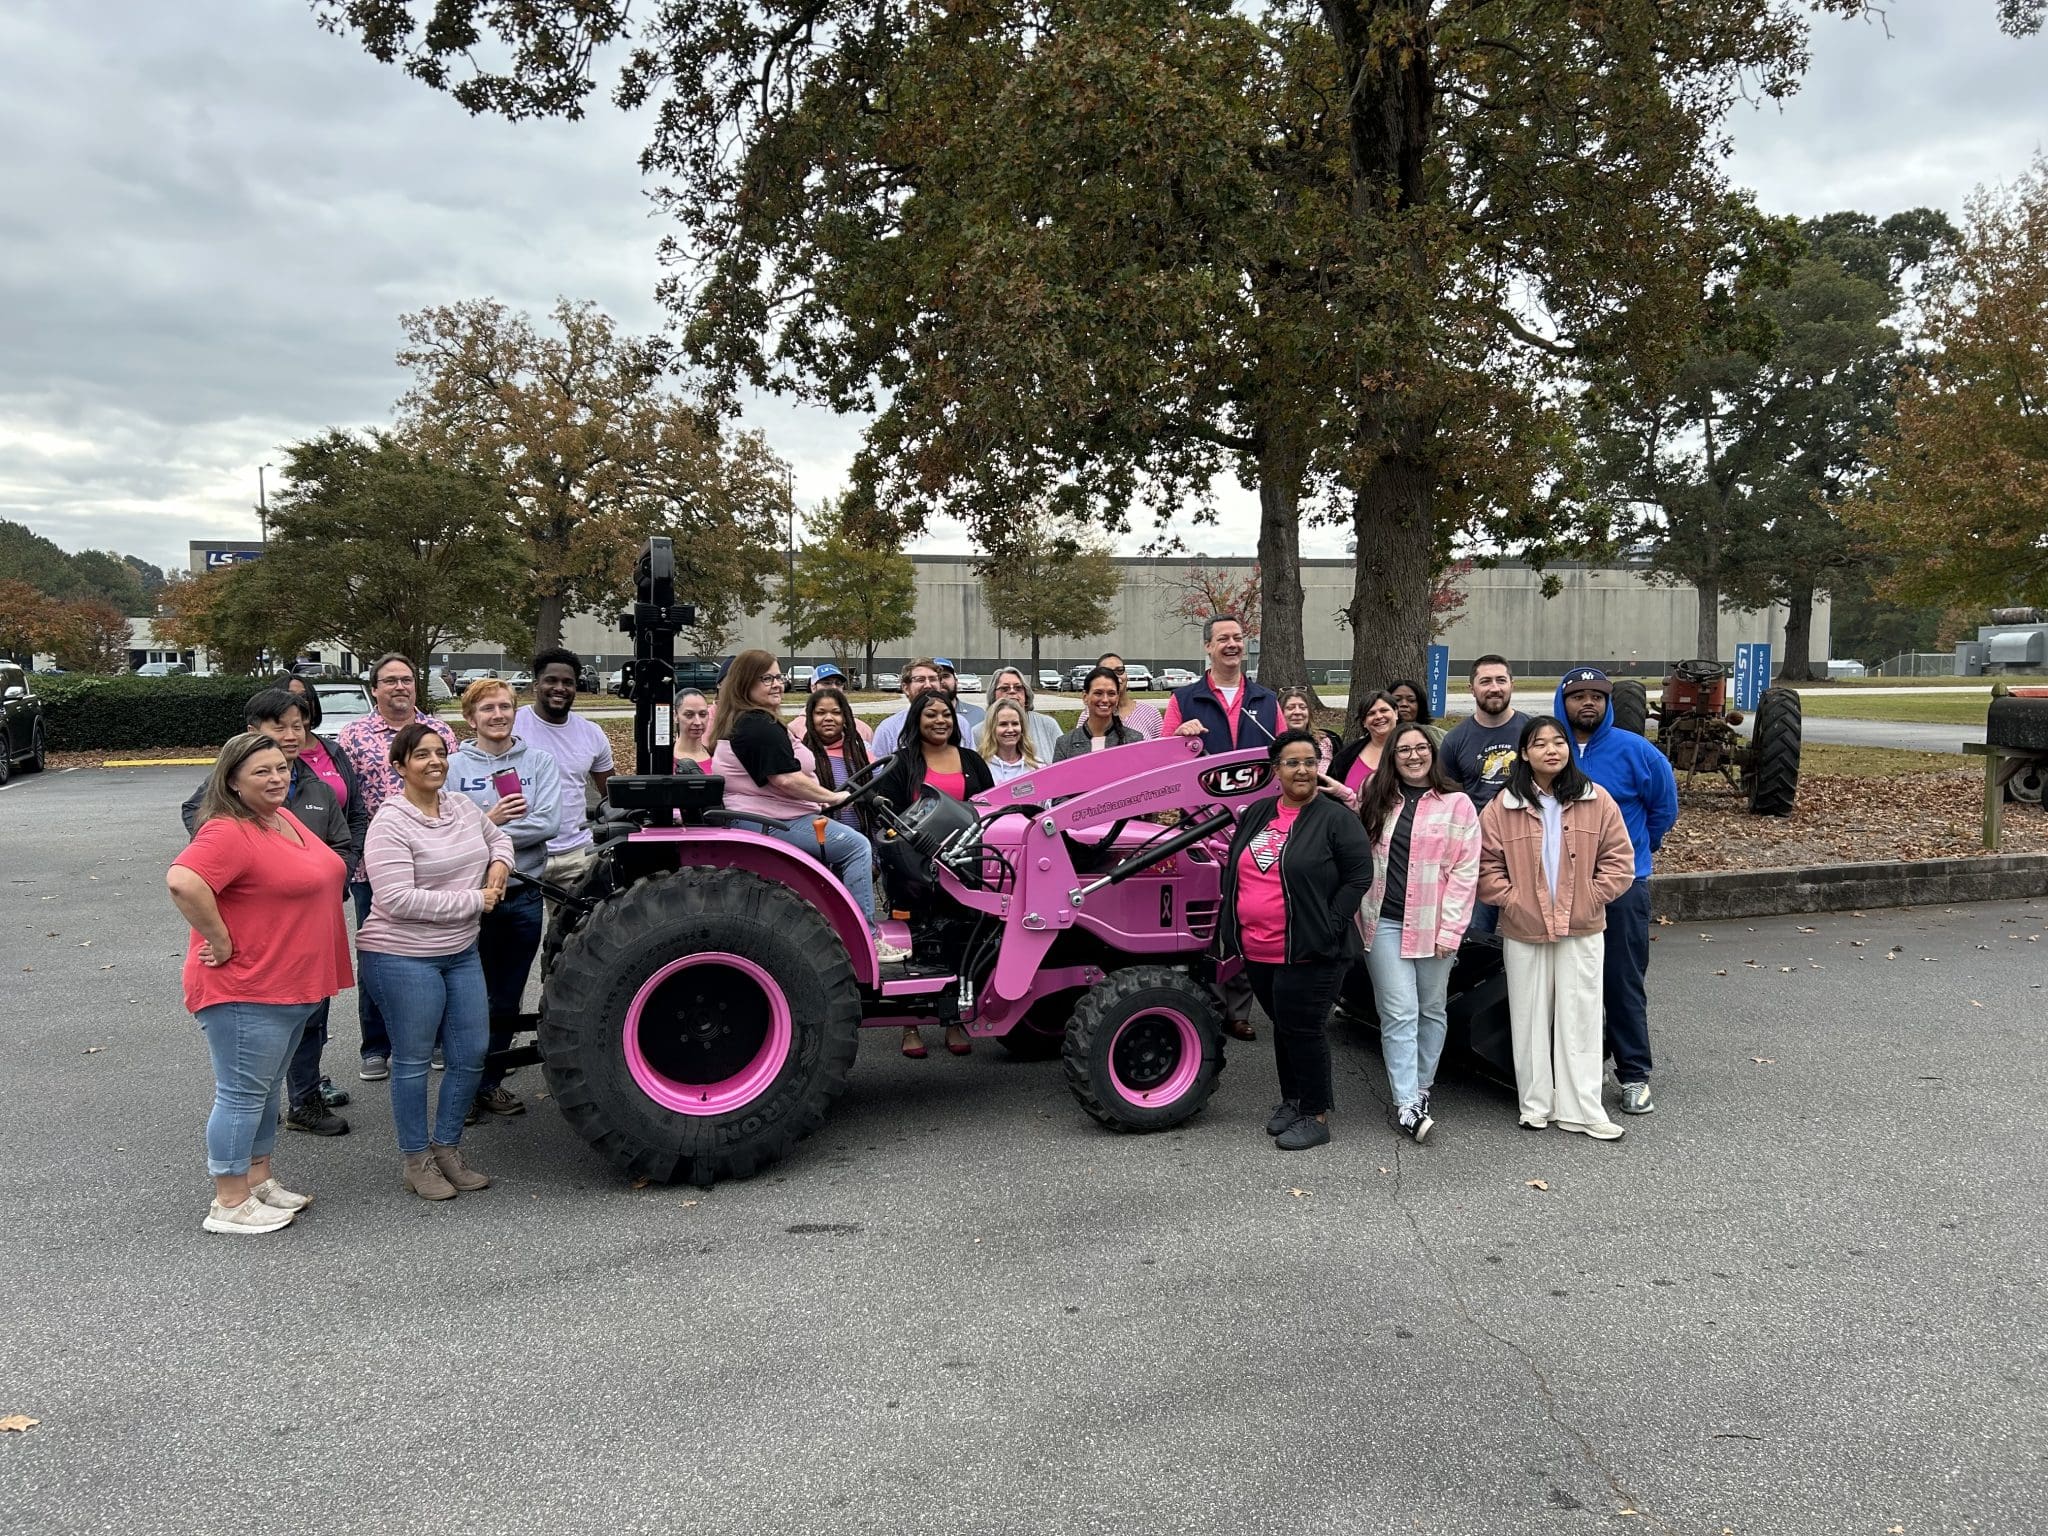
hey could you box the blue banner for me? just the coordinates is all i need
[1427,644,1450,721]
[1733,642,1772,710]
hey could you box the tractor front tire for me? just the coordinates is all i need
[1747,687,1802,817]
[1063,967,1224,1132]
[1611,680,1649,738]
[540,867,862,1186]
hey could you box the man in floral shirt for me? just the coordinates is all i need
[336,653,458,1081]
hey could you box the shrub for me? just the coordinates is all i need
[32,673,275,753]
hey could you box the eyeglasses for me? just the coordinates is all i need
[1277,757,1320,770]
[761,674,786,685]
[1394,745,1433,758]
[374,676,414,689]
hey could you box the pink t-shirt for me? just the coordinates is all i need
[924,769,968,800]
[1344,750,1375,797]
[1235,802,1299,962]
[299,737,349,808]
[172,810,354,1014]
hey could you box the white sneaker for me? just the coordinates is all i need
[875,940,913,964]
[250,1177,312,1212]
[203,1196,295,1234]
[1556,1119,1626,1141]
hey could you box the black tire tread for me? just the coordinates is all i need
[540,867,862,1185]
[1611,680,1649,738]
[1748,687,1802,816]
[1061,966,1224,1133]
[25,722,45,773]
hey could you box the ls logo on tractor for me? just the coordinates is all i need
[1199,762,1273,797]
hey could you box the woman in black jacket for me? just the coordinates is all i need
[873,691,995,813]
[1218,729,1375,1150]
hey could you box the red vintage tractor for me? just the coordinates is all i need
[1610,659,1802,816]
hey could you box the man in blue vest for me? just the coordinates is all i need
[1164,614,1280,753]
[1165,613,1279,1041]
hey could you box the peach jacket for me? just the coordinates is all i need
[1476,783,1636,944]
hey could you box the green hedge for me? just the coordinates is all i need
[32,673,278,752]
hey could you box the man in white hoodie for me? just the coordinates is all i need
[450,679,562,1119]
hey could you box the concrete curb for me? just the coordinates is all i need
[1652,854,2048,921]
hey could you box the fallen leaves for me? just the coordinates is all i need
[1752,1057,1777,1065]
[1287,1187,1311,1199]
[82,1047,104,1055]
[1526,1179,1551,1192]
[0,1415,38,1433]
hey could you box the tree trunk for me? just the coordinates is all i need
[1253,424,1312,702]
[1693,575,1720,661]
[1030,631,1041,667]
[1346,436,1434,695]
[1777,583,1817,681]
[535,590,565,656]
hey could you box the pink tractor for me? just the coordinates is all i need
[507,539,1283,1185]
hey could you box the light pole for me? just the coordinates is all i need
[785,467,797,672]
[257,463,274,544]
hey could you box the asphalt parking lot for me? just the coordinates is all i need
[1,765,2041,1535]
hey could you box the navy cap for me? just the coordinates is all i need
[1560,666,1612,696]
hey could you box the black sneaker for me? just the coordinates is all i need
[1397,1105,1435,1143]
[1265,1100,1302,1137]
[1275,1116,1330,1151]
[318,1076,351,1108]
[285,1099,349,1137]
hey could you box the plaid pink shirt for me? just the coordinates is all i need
[1359,788,1481,958]
[335,711,459,880]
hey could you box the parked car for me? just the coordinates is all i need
[1037,669,1062,691]
[1068,664,1094,690]
[674,659,724,694]
[1324,667,1351,689]
[1122,664,1153,691]
[608,668,630,698]
[954,671,983,695]
[1826,659,1867,679]
[0,662,47,783]
[455,667,497,686]
[507,671,534,690]
[1159,667,1197,689]
[314,681,376,727]
[134,661,189,678]
[790,665,816,693]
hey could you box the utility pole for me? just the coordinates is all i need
[257,463,273,543]
[785,466,798,671]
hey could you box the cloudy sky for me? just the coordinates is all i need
[1,1,2040,577]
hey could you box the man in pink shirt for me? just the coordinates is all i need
[335,653,458,1081]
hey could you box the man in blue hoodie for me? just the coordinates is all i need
[1556,667,1679,1116]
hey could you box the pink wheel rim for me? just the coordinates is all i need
[1106,1007,1202,1107]
[622,952,793,1117]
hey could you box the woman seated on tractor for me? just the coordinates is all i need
[1054,667,1144,759]
[874,690,994,811]
[672,688,714,773]
[707,650,910,963]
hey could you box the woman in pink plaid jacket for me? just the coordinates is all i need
[1356,724,1481,1143]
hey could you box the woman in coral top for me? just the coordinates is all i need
[167,733,354,1235]
[1218,729,1375,1151]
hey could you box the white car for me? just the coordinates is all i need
[314,682,376,726]
[134,661,190,678]
[1160,668,1198,689]
[1122,664,1154,690]
[954,672,983,695]
[790,665,817,692]
[1037,670,1062,691]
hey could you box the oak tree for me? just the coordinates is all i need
[977,510,1121,669]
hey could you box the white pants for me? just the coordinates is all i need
[1502,933,1610,1131]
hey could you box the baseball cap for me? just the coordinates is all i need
[1560,666,1612,696]
[934,657,957,671]
[813,663,844,682]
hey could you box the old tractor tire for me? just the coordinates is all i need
[1611,679,1649,738]
[1747,687,1803,817]
[1063,966,1224,1132]
[539,867,862,1186]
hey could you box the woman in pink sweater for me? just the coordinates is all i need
[358,722,514,1200]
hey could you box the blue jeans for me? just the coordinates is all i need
[741,814,881,928]
[1467,901,1500,936]
[476,884,544,1091]
[350,881,391,1063]
[360,946,489,1154]
[196,1001,320,1176]
[1365,918,1455,1112]
[1601,878,1654,1081]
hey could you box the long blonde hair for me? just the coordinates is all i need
[707,649,780,749]
[978,698,1039,768]
[196,732,290,827]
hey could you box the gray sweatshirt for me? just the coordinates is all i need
[448,735,564,880]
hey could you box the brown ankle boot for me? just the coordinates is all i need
[403,1150,456,1200]
[430,1144,490,1192]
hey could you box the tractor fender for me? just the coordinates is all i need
[624,827,880,987]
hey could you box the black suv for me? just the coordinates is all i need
[0,663,48,784]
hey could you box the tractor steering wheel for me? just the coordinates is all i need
[834,752,900,818]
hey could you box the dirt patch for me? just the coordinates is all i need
[1659,771,2046,872]
[51,747,220,770]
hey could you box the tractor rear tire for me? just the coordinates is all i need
[540,867,862,1186]
[1747,687,1802,817]
[1611,680,1649,738]
[1063,967,1224,1132]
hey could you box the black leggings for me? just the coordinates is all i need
[1243,959,1348,1117]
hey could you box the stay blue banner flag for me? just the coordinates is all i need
[1733,643,1772,710]
[1427,644,1450,721]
